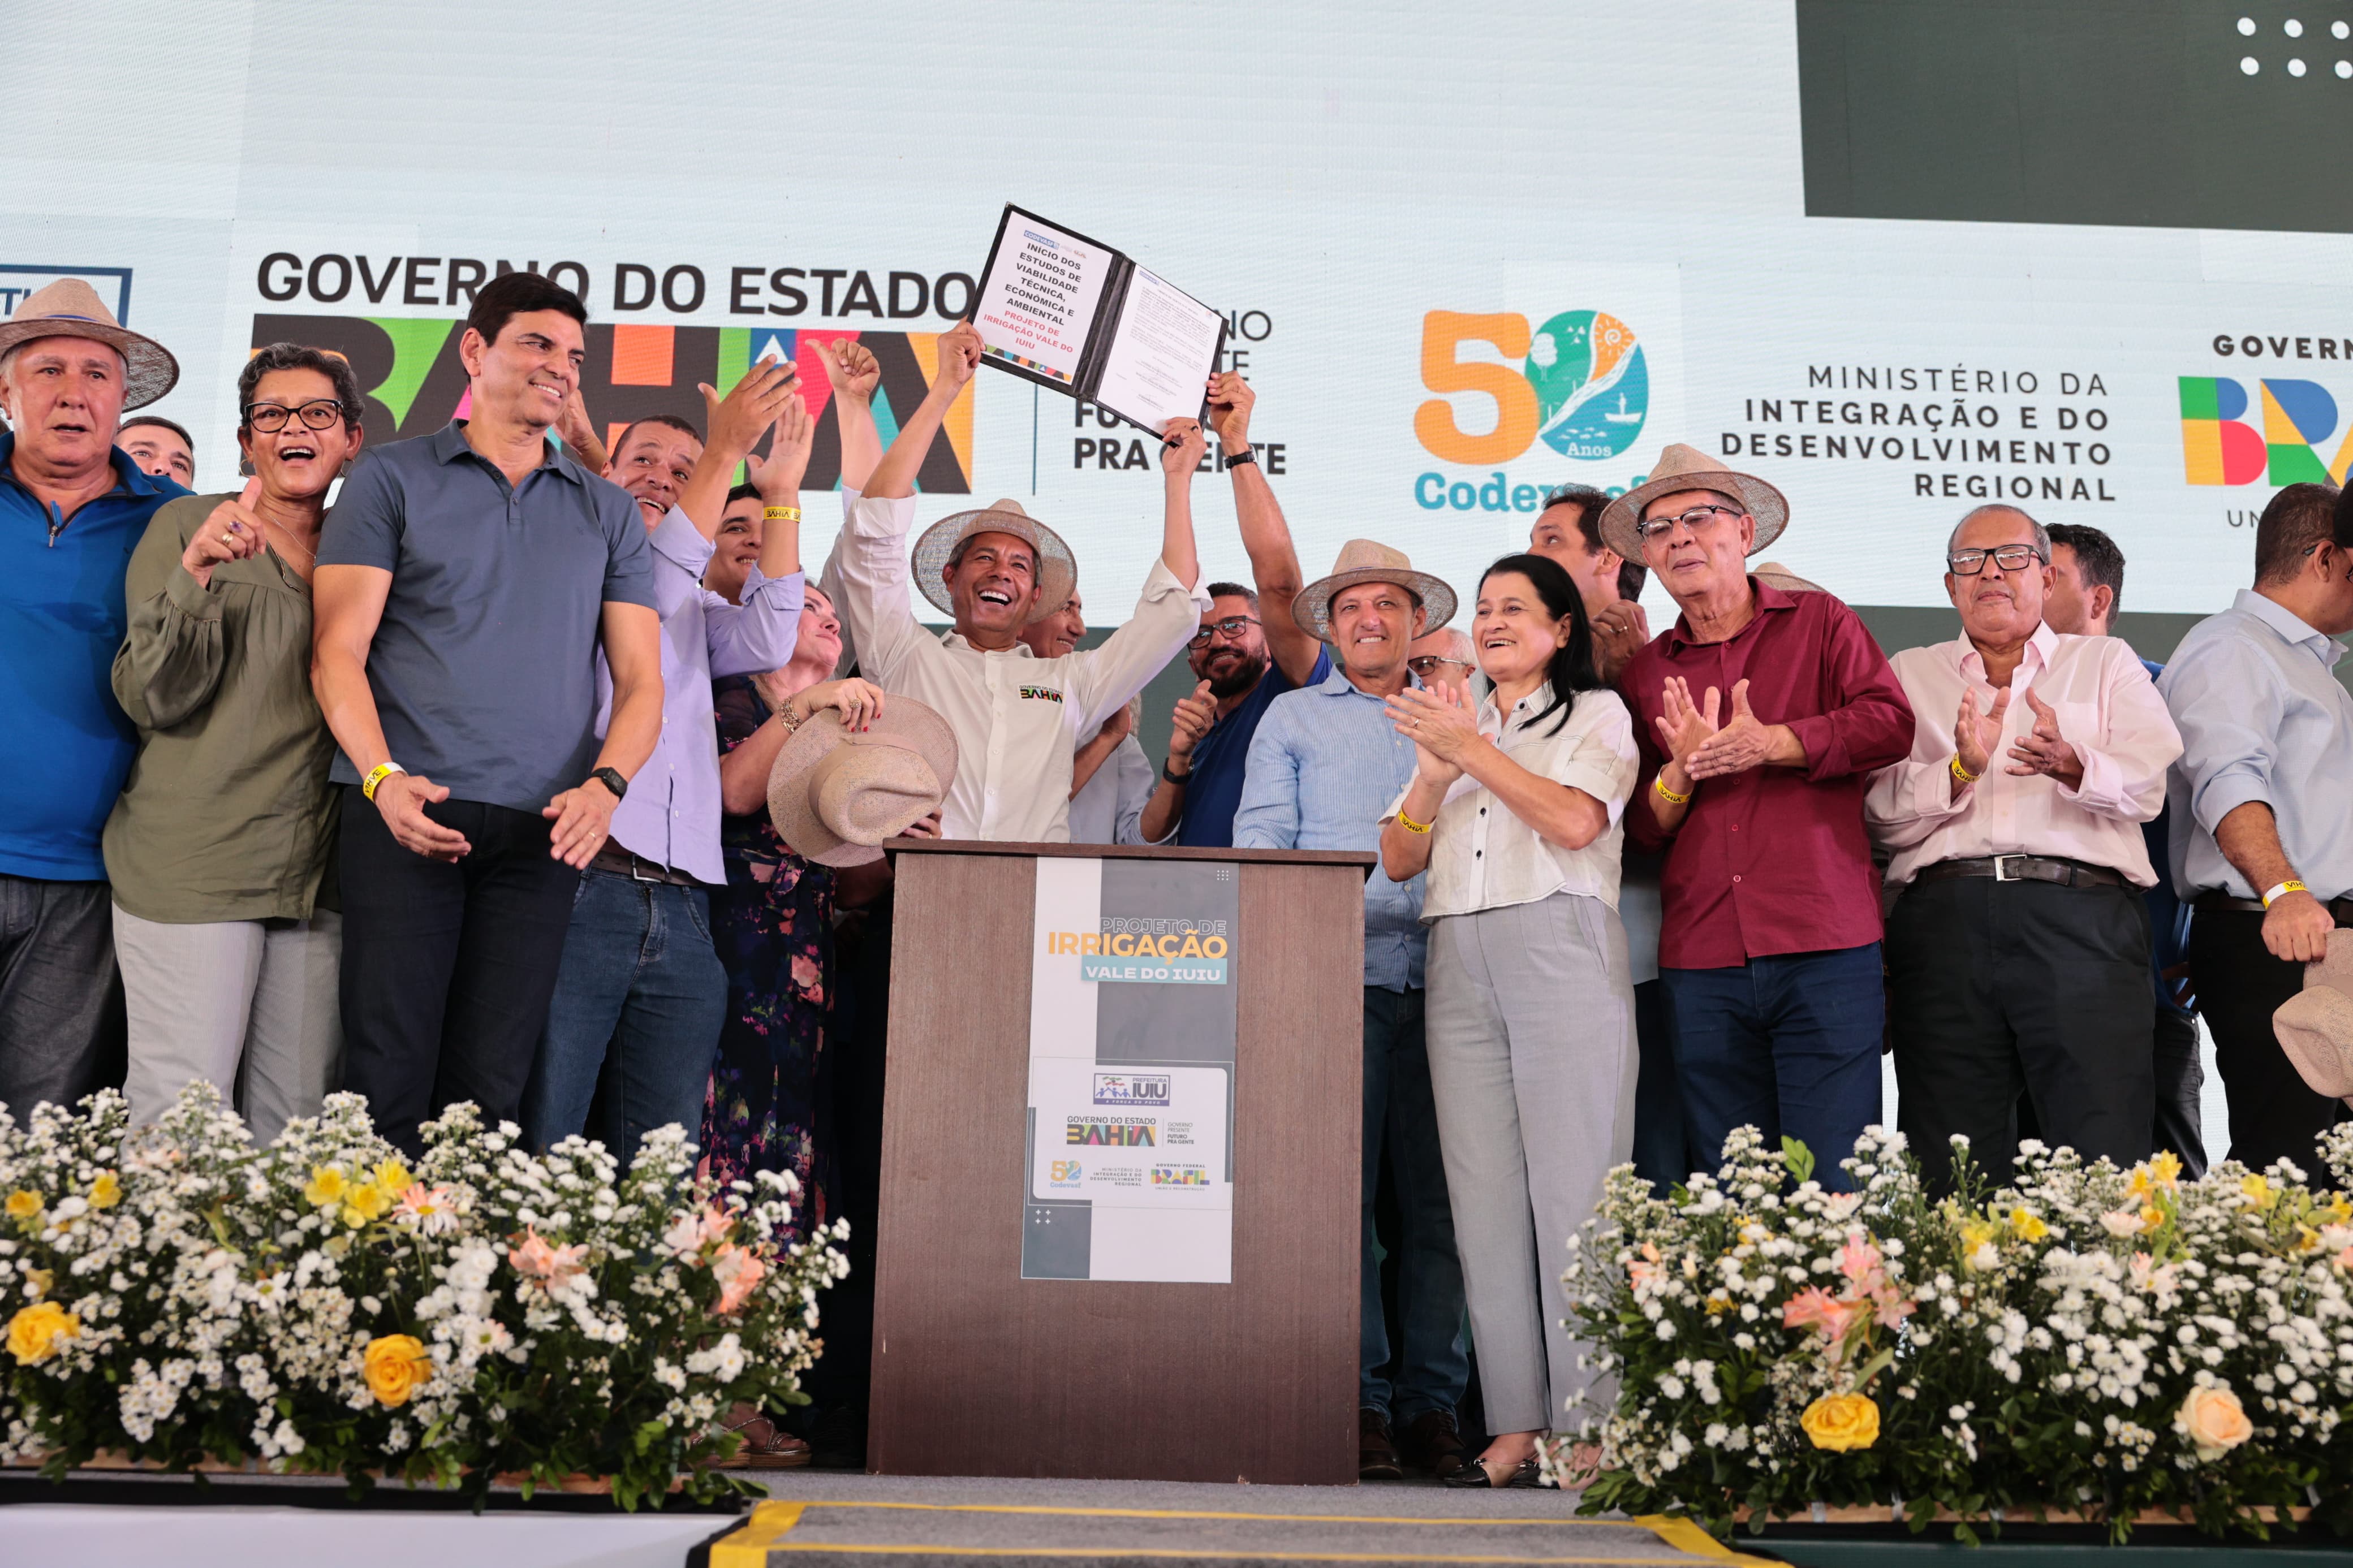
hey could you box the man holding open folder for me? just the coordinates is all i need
[827,321,1211,842]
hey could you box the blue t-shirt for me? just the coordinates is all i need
[1173,646,1332,848]
[318,423,654,815]
[2140,658,2192,1017]
[0,437,184,880]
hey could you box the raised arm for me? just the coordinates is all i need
[865,322,979,500]
[1207,372,1316,687]
[1156,415,1203,591]
[1065,422,1213,729]
[678,357,800,538]
[811,337,884,491]
[705,396,815,679]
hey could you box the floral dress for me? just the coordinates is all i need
[699,675,835,1241]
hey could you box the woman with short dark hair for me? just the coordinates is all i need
[105,343,366,1139]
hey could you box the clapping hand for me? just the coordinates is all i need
[1954,686,2010,782]
[745,395,815,500]
[1686,679,1782,779]
[1386,682,1479,784]
[1653,675,1719,774]
[2004,689,2083,788]
[698,356,801,461]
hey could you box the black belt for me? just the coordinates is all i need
[1916,854,2128,890]
[588,844,701,887]
[2196,889,2353,922]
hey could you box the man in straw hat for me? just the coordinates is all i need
[1863,504,2182,1195]
[826,320,1211,842]
[0,278,185,1117]
[1234,542,1469,1480]
[1607,443,1914,1189]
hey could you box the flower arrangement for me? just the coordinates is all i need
[1556,1125,2353,1546]
[0,1085,847,1509]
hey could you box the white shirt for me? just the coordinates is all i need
[1385,683,1640,922]
[826,492,1208,841]
[1864,624,2181,888]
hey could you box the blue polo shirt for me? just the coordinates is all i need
[1171,646,1331,848]
[318,422,654,814]
[0,435,184,880]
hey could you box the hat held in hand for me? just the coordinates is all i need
[766,695,959,868]
[2275,927,2353,1106]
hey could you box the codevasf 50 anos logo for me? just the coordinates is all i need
[1413,309,1649,513]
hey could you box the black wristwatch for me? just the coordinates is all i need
[1222,447,1257,469]
[589,766,629,801]
[1162,757,1192,785]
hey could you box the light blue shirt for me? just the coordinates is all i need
[1232,665,1427,990]
[2160,589,2353,901]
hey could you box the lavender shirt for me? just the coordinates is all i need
[597,504,802,884]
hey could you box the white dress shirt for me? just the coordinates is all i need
[1385,683,1640,923]
[1864,624,2181,888]
[826,492,1208,841]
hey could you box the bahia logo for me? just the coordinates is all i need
[1414,309,1649,514]
[2179,376,2353,486]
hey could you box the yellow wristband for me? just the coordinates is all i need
[1652,772,1693,806]
[1950,754,1980,786]
[762,506,801,522]
[361,762,404,802]
[2261,879,2308,909]
[1395,807,1433,835]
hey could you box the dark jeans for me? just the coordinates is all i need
[2153,1007,2208,1180]
[1887,877,2153,1194]
[1628,978,1696,1193]
[0,874,123,1120]
[338,789,581,1155]
[1660,943,1884,1191]
[1360,984,1467,1423]
[2193,905,2351,1177]
[523,869,727,1164]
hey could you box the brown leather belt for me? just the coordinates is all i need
[2196,889,2353,922]
[1915,854,2128,890]
[588,844,701,887]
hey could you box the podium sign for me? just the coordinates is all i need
[870,841,1372,1484]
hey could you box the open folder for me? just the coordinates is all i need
[968,204,1229,437]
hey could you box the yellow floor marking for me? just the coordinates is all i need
[1630,1518,1779,1567]
[766,1547,1697,1566]
[762,1499,1644,1530]
[710,1499,809,1568]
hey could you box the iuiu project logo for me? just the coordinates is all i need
[1414,309,1649,514]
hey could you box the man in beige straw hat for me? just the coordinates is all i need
[1234,540,1469,1480]
[0,278,185,1118]
[826,320,1211,841]
[1607,443,1913,1189]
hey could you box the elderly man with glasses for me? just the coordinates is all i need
[1865,504,2181,1192]
[1610,444,1913,1189]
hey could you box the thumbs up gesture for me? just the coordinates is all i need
[1686,679,1794,780]
[1167,679,1218,769]
[2004,688,2084,788]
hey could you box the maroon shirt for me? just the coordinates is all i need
[1621,580,1914,970]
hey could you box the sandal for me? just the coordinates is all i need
[716,1403,812,1469]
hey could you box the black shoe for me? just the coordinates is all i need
[1443,1455,1544,1489]
[1396,1409,1467,1476]
[1358,1407,1403,1480]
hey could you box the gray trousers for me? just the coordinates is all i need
[0,874,124,1121]
[114,904,343,1144]
[1426,892,1636,1435]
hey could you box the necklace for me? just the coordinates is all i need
[263,518,318,565]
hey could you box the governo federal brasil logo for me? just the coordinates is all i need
[1416,309,1649,465]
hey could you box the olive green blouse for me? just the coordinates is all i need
[103,493,339,922]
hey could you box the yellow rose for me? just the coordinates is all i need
[4,1189,40,1222]
[2180,1385,2253,1461]
[361,1333,432,1406]
[304,1165,346,1208]
[374,1160,414,1195]
[1800,1392,1881,1452]
[7,1301,81,1365]
[87,1172,120,1211]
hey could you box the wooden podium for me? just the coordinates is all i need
[867,840,1374,1485]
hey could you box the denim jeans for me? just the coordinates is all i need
[1361,984,1468,1423]
[524,869,727,1164]
[1660,943,1885,1191]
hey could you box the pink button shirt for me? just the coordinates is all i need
[1864,624,2182,888]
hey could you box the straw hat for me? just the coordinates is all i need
[910,499,1077,627]
[0,278,178,410]
[1753,560,1827,595]
[766,697,960,867]
[1594,443,1788,563]
[1291,539,1457,643]
[2276,928,2353,1105]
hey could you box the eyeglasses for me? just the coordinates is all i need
[1947,545,2047,576]
[1406,655,1474,677]
[1187,615,1261,648]
[1635,504,1742,543]
[245,399,347,433]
